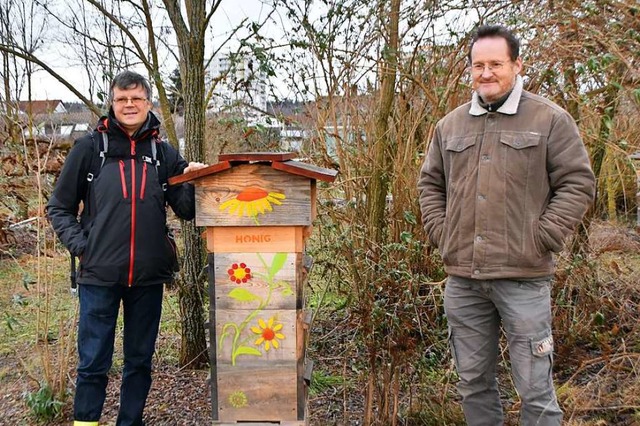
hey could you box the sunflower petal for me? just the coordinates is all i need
[219,199,234,211]
[250,326,262,334]
[255,199,266,214]
[268,196,283,205]
[258,318,266,329]
[273,324,283,331]
[237,202,246,217]
[228,200,240,214]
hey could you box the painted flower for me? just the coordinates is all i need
[251,317,285,351]
[228,263,251,284]
[228,390,248,408]
[219,187,286,218]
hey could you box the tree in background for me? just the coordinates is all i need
[167,67,184,114]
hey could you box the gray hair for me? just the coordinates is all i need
[109,71,152,103]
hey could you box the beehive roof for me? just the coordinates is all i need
[168,152,338,186]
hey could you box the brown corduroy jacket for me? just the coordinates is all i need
[418,76,595,280]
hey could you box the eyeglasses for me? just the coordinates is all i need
[471,61,507,74]
[113,96,148,106]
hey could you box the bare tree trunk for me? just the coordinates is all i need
[164,0,209,369]
[177,53,208,366]
[367,0,400,248]
[178,219,207,368]
[363,1,400,424]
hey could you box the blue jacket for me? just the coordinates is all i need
[47,111,195,286]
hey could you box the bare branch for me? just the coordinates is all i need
[82,0,154,71]
[162,0,190,42]
[204,0,224,28]
[0,43,100,116]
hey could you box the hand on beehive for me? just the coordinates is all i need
[184,162,208,174]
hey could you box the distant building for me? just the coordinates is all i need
[18,100,68,115]
[266,100,311,152]
[15,100,94,142]
[208,53,268,122]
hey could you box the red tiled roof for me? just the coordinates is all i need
[17,100,64,115]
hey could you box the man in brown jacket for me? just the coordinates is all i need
[418,25,595,425]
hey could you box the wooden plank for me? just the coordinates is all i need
[218,152,298,162]
[208,253,219,417]
[295,254,306,310]
[213,253,301,310]
[195,164,312,227]
[310,181,317,223]
[206,227,304,253]
[215,309,297,365]
[271,160,338,183]
[298,310,312,420]
[296,311,306,420]
[167,160,232,186]
[216,362,298,422]
[303,359,313,384]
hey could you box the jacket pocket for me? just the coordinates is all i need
[119,160,128,198]
[140,162,147,200]
[532,219,548,257]
[510,218,547,266]
[165,227,180,273]
[438,218,450,262]
[500,132,541,150]
[499,132,543,187]
[444,135,477,185]
[445,135,477,153]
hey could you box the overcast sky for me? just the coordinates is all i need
[24,1,478,103]
[27,0,281,102]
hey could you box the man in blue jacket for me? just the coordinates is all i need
[47,71,206,426]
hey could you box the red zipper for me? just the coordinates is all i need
[128,141,137,287]
[140,162,147,200]
[119,161,128,198]
[113,121,154,288]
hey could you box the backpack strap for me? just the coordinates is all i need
[100,132,108,168]
[153,136,169,193]
[141,136,168,193]
[87,130,108,182]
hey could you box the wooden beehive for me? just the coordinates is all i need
[169,153,337,425]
